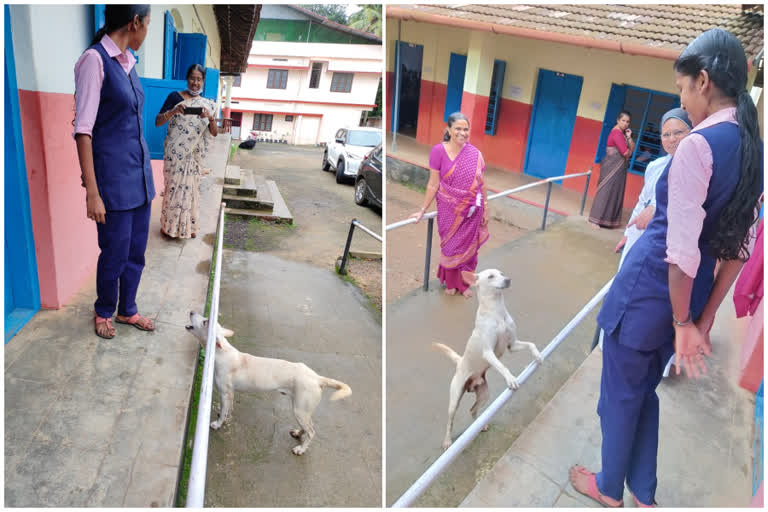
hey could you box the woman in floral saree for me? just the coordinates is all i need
[410,112,489,298]
[155,64,217,238]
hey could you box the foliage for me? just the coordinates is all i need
[302,4,348,25]
[348,4,382,37]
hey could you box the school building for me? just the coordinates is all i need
[386,4,763,205]
[224,5,382,145]
[4,4,260,340]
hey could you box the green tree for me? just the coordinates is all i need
[348,4,382,37]
[303,4,348,25]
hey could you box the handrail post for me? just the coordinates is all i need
[423,217,434,291]
[580,172,591,216]
[338,219,356,275]
[541,182,553,231]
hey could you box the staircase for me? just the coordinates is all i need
[222,164,293,224]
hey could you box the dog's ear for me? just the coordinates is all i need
[461,271,477,286]
[220,327,234,337]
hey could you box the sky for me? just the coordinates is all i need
[346,4,362,16]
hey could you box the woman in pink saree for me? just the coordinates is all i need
[410,113,490,298]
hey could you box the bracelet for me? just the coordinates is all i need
[673,312,692,326]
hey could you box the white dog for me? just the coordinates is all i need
[186,312,352,455]
[433,269,543,450]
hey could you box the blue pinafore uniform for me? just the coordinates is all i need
[594,121,746,503]
[89,42,155,319]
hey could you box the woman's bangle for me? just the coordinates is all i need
[673,312,692,326]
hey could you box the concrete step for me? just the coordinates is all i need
[225,179,292,224]
[221,193,274,211]
[225,164,241,185]
[222,184,257,197]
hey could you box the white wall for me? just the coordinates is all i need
[10,4,92,93]
[234,102,365,145]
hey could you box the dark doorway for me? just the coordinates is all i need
[392,41,423,138]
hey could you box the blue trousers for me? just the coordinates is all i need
[595,325,674,504]
[94,201,151,318]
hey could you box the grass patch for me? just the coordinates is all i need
[175,215,222,506]
[398,180,427,194]
[336,268,382,322]
[229,141,238,162]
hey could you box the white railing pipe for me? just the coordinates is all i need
[186,202,226,508]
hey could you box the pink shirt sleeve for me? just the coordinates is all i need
[73,49,104,137]
[607,129,628,155]
[664,133,713,278]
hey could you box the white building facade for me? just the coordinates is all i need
[228,8,382,145]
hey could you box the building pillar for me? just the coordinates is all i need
[461,30,496,136]
[222,75,234,118]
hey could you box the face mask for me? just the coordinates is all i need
[187,88,202,96]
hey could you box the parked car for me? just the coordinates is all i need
[354,144,382,209]
[322,127,382,184]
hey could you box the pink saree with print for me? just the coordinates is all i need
[435,143,490,292]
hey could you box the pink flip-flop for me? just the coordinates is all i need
[631,492,657,508]
[115,313,155,332]
[569,465,624,508]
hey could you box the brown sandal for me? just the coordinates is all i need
[94,316,116,339]
[115,313,155,331]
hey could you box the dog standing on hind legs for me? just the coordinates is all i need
[433,269,543,450]
[185,312,351,455]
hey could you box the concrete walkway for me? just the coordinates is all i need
[461,286,756,507]
[4,134,231,507]
[386,216,621,506]
[203,250,382,507]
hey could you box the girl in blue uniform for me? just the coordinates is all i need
[74,5,155,339]
[570,29,763,507]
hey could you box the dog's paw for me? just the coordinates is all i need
[442,439,452,451]
[289,429,303,439]
[505,377,519,390]
[481,424,489,432]
[292,445,307,456]
[534,350,543,363]
[210,420,222,430]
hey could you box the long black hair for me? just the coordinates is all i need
[90,5,150,46]
[674,28,762,261]
[443,112,469,142]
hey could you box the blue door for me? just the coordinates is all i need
[523,69,583,180]
[5,5,40,342]
[444,53,466,121]
[391,41,423,136]
[594,84,626,163]
[140,78,187,159]
[174,33,207,80]
[164,10,177,80]
[203,67,219,100]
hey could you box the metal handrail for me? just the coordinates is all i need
[186,202,226,508]
[386,170,592,290]
[337,219,382,275]
[392,277,614,507]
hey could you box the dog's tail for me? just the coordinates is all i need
[319,377,352,401]
[432,342,461,366]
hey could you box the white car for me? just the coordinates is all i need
[322,127,382,184]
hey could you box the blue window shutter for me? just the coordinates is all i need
[203,67,219,100]
[163,11,177,80]
[174,33,207,81]
[484,60,506,135]
[444,53,467,122]
[595,84,626,163]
